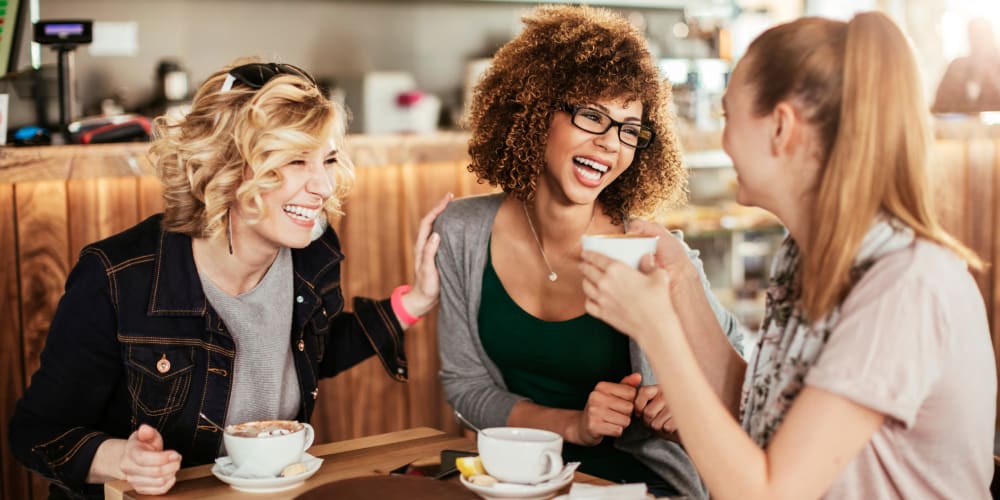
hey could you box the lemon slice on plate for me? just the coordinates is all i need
[455,456,485,478]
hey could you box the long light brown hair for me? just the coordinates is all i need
[743,12,983,320]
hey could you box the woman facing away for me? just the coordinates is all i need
[582,12,997,499]
[10,60,450,499]
[434,6,744,498]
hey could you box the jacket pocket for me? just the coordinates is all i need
[307,285,345,362]
[308,311,330,362]
[124,345,195,416]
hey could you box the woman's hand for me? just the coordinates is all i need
[580,250,678,348]
[573,373,642,446]
[634,385,678,439]
[626,219,699,291]
[119,424,182,495]
[401,192,453,319]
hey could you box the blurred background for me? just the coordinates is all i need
[0,0,993,135]
[3,0,989,334]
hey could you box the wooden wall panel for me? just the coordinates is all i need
[965,140,996,321]
[0,183,30,500]
[399,161,472,435]
[930,141,969,244]
[16,180,70,390]
[994,140,1000,430]
[15,180,70,500]
[137,176,164,220]
[312,165,410,444]
[66,177,141,267]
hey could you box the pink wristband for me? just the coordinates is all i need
[391,284,422,326]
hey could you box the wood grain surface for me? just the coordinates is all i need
[14,180,71,499]
[66,177,141,267]
[104,427,612,500]
[0,183,30,500]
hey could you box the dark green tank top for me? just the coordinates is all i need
[478,244,661,485]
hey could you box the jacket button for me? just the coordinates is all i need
[156,354,171,374]
[296,295,304,304]
[297,340,305,352]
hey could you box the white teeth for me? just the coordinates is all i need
[574,157,609,173]
[575,165,601,181]
[283,204,319,221]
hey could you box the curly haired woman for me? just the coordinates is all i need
[434,6,743,498]
[10,60,450,499]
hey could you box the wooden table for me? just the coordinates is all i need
[104,427,611,499]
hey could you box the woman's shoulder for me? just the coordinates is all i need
[846,239,978,310]
[82,214,166,266]
[436,192,504,230]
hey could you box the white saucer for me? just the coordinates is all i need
[459,467,575,500]
[211,453,322,493]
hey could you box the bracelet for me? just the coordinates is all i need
[390,284,422,326]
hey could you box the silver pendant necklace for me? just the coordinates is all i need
[522,201,595,283]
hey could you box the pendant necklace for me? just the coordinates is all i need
[522,201,595,283]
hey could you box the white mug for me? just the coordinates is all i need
[581,234,659,269]
[478,427,564,484]
[223,420,314,477]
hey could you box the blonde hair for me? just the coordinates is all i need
[150,58,354,240]
[743,12,983,320]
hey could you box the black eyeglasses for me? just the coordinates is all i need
[221,62,316,92]
[562,104,654,149]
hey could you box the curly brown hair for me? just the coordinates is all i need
[466,5,686,223]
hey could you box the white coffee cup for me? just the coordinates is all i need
[477,427,564,484]
[223,420,314,477]
[581,234,659,269]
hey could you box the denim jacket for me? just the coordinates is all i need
[9,214,407,499]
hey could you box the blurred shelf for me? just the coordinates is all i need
[683,149,733,169]
[660,202,783,237]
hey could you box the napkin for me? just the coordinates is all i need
[565,482,648,499]
[214,453,322,479]
[543,461,580,485]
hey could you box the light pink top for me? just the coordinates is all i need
[805,240,996,499]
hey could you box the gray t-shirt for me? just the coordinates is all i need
[199,247,301,429]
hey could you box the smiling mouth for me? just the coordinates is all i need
[573,156,609,181]
[283,204,320,222]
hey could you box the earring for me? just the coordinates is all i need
[226,208,234,255]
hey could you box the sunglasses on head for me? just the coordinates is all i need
[220,62,317,92]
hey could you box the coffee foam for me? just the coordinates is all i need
[225,420,303,438]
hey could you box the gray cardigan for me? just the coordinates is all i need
[434,193,743,499]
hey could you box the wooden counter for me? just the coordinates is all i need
[1,125,998,499]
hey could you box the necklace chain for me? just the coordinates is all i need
[522,201,595,283]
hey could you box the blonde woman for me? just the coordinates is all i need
[10,61,450,499]
[583,12,996,499]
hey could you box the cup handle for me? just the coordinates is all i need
[535,450,564,482]
[301,423,315,453]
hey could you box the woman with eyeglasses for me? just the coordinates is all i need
[9,60,450,499]
[433,6,743,498]
[581,12,995,499]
